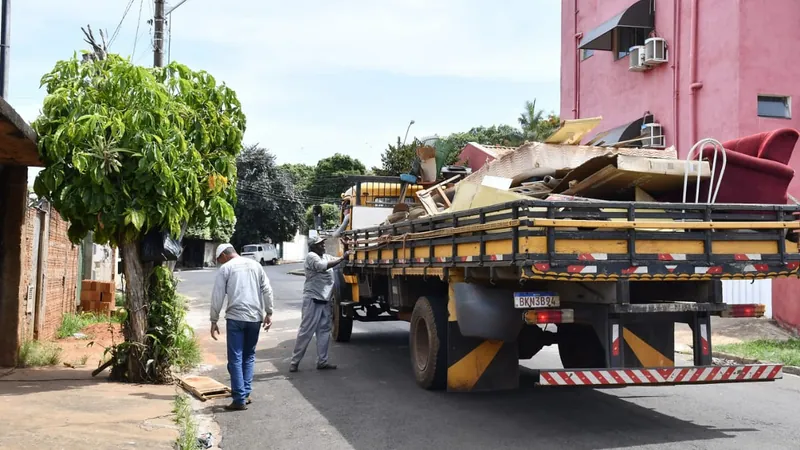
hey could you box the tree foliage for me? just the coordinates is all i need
[308,153,366,203]
[281,163,315,196]
[32,53,245,382]
[231,145,305,250]
[304,203,339,232]
[518,99,560,142]
[185,216,236,242]
[33,54,245,246]
[372,137,418,177]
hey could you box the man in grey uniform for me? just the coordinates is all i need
[210,243,274,410]
[289,236,350,372]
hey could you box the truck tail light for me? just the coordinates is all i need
[723,304,766,318]
[523,309,574,325]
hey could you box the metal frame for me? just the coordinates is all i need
[343,200,800,273]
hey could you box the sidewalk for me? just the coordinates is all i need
[675,316,795,353]
[0,368,179,450]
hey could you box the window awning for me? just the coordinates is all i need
[586,114,654,147]
[578,0,654,51]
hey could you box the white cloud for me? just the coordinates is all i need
[169,0,561,83]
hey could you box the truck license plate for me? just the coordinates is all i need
[514,292,560,309]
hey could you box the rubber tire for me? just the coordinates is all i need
[332,269,353,342]
[259,258,266,266]
[557,324,607,369]
[332,299,353,342]
[270,258,278,265]
[409,296,448,390]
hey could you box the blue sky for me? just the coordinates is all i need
[10,0,561,178]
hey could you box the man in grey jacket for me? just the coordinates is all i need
[210,243,274,411]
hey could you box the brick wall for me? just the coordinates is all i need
[18,205,80,341]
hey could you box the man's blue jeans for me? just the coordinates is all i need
[226,319,261,405]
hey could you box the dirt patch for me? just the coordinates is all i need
[675,317,794,349]
[56,322,123,369]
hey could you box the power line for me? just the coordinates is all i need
[109,0,136,47]
[132,0,144,57]
[167,13,172,65]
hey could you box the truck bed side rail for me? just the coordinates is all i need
[343,200,800,279]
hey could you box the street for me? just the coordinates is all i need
[178,265,800,450]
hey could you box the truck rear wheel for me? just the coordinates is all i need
[332,298,353,342]
[332,271,353,342]
[557,324,606,369]
[409,296,448,390]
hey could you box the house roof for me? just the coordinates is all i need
[466,142,519,159]
[0,97,40,167]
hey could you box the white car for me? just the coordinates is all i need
[241,243,279,266]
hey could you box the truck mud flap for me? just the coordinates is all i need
[446,320,519,392]
[452,282,521,341]
[536,364,782,387]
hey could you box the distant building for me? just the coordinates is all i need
[458,142,519,172]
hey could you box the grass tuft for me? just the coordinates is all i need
[57,312,122,339]
[717,338,800,366]
[18,340,62,367]
[173,394,200,450]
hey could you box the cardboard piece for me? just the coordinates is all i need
[481,175,513,190]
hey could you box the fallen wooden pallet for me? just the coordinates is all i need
[178,375,231,401]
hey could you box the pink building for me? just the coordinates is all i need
[560,0,800,332]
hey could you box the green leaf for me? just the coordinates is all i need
[130,210,145,231]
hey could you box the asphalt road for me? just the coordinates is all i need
[178,264,800,450]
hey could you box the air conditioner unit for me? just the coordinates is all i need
[628,45,647,72]
[644,37,668,65]
[641,123,666,148]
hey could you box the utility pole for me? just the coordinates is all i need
[0,0,10,97]
[153,0,165,67]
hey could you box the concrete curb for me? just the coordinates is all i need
[287,269,304,276]
[676,348,800,376]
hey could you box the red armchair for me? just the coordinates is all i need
[695,128,798,205]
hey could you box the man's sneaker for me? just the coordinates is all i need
[224,402,247,411]
[245,396,252,405]
[316,363,337,370]
[289,364,298,373]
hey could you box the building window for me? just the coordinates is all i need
[581,49,595,61]
[613,28,648,60]
[757,95,791,119]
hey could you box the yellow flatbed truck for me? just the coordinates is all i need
[331,176,800,392]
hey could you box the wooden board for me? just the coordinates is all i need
[178,376,232,402]
[544,117,603,144]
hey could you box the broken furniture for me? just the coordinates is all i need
[685,128,799,205]
[549,153,710,201]
[416,175,460,215]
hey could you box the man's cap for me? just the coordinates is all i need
[215,243,234,259]
[309,236,326,246]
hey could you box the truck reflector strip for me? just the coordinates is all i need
[523,309,574,325]
[537,364,782,386]
[723,304,766,318]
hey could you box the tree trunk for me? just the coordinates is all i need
[118,240,151,382]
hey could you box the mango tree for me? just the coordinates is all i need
[33,53,246,382]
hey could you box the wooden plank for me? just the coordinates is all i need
[544,117,603,144]
[178,376,231,402]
